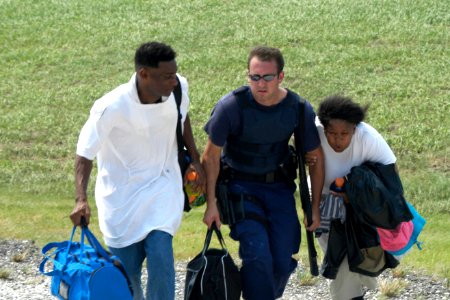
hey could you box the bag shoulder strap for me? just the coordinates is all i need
[174,75,182,108]
[294,98,310,208]
[174,76,183,154]
[294,98,307,180]
[294,97,306,157]
[82,225,113,261]
[174,77,192,213]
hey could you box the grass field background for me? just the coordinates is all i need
[1,0,449,281]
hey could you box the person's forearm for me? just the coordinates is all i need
[201,141,223,228]
[182,114,201,163]
[75,155,93,202]
[308,150,324,211]
[202,144,221,205]
[203,157,220,205]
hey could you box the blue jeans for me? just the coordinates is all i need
[109,230,175,300]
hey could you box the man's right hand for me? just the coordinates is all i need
[203,201,221,229]
[70,200,91,226]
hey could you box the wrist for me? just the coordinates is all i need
[75,195,88,203]
[207,196,217,205]
[189,151,201,163]
[191,160,202,167]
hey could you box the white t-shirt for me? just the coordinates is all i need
[316,118,396,195]
[77,73,189,248]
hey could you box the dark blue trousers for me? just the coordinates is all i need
[229,180,301,300]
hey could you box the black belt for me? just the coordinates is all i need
[229,168,285,183]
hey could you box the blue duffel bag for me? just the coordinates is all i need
[39,222,133,300]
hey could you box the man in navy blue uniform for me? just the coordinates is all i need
[202,46,324,300]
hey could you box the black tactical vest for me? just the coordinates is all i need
[223,87,299,175]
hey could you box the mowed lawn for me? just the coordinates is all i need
[1,0,449,280]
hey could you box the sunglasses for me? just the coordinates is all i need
[248,74,277,82]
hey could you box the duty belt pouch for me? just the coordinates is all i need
[216,183,245,226]
[216,182,232,225]
[280,145,298,183]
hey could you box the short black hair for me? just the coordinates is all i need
[134,41,176,70]
[247,46,285,74]
[318,95,369,128]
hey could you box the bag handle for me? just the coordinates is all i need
[80,218,113,262]
[39,241,69,276]
[62,225,77,264]
[39,226,78,276]
[201,222,227,257]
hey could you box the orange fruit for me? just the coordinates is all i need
[186,171,198,181]
[335,177,345,187]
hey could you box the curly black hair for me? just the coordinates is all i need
[134,41,176,70]
[318,95,369,128]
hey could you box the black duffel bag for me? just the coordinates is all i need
[184,223,241,300]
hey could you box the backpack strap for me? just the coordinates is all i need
[294,97,306,157]
[294,97,308,202]
[174,77,192,212]
[174,76,183,157]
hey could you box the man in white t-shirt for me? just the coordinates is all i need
[307,95,396,300]
[70,41,204,300]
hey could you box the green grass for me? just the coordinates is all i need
[1,0,449,281]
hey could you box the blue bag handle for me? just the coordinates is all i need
[40,226,79,276]
[40,219,113,276]
[80,222,113,262]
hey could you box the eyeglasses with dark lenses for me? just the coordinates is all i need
[248,74,277,82]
